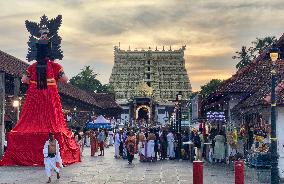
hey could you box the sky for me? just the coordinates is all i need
[0,0,284,91]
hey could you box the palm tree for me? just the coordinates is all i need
[233,46,252,70]
[251,36,277,56]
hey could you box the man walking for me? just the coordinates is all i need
[97,129,105,156]
[43,132,63,183]
[167,130,175,159]
[114,130,121,158]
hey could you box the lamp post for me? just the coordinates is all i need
[176,92,182,160]
[270,46,280,184]
[72,107,77,126]
[13,99,20,121]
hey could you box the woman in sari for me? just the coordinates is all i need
[125,131,136,164]
[90,130,98,156]
[160,131,168,160]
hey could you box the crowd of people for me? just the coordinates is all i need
[72,125,227,165]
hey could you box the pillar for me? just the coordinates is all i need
[0,72,5,158]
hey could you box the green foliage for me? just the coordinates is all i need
[233,36,277,70]
[199,79,223,97]
[99,84,114,93]
[189,91,199,100]
[233,46,252,70]
[251,36,277,56]
[69,66,113,93]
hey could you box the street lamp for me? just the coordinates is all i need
[13,99,20,121]
[176,92,182,160]
[270,46,280,184]
[72,107,77,126]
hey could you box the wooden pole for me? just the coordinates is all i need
[0,72,5,158]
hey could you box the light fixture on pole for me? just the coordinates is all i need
[176,91,183,160]
[270,45,280,184]
[13,99,20,121]
[13,100,19,108]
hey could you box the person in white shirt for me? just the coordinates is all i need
[108,129,114,146]
[114,130,121,158]
[167,130,175,159]
[43,132,63,183]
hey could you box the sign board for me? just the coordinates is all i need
[206,111,226,122]
[181,112,189,120]
[191,95,201,121]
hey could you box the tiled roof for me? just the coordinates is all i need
[92,93,122,110]
[205,33,284,105]
[0,50,28,76]
[57,83,98,106]
[232,60,284,113]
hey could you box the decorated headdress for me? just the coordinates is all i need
[25,14,63,61]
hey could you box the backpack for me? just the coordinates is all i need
[194,135,201,148]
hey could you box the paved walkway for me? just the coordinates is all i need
[0,146,269,184]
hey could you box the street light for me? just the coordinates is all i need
[72,107,77,126]
[13,99,20,121]
[270,46,280,184]
[176,92,182,160]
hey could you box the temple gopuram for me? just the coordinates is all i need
[109,45,192,126]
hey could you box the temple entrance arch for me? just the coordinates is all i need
[135,105,150,120]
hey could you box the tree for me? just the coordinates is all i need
[233,46,252,70]
[99,84,114,93]
[251,36,277,56]
[233,36,276,70]
[69,66,113,93]
[199,79,223,97]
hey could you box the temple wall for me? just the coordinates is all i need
[109,46,192,102]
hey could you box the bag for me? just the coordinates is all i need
[194,135,201,148]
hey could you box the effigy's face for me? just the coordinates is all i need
[40,33,48,40]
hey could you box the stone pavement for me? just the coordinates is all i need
[0,146,269,184]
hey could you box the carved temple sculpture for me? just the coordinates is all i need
[109,45,192,126]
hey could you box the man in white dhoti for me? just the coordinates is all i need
[43,132,63,183]
[147,130,156,162]
[109,129,114,146]
[138,129,146,154]
[167,130,175,159]
[114,130,121,158]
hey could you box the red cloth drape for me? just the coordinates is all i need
[0,60,80,166]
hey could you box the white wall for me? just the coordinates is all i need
[120,106,130,125]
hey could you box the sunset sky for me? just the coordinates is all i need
[0,0,284,91]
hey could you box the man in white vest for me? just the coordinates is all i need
[114,130,121,158]
[43,132,63,183]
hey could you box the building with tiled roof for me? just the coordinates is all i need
[201,34,284,178]
[203,34,284,122]
[0,50,122,128]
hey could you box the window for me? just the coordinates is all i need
[147,74,150,79]
[148,67,150,71]
[147,82,151,87]
[147,60,150,65]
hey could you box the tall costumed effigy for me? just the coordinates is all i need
[0,15,80,166]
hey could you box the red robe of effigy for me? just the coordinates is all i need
[0,60,80,166]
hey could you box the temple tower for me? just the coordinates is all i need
[109,45,192,126]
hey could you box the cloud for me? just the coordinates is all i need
[1,0,284,92]
[83,17,129,36]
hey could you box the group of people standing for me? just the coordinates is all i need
[113,128,177,164]
[112,126,226,164]
[71,125,226,165]
[74,128,115,157]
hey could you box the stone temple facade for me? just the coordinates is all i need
[109,45,192,126]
